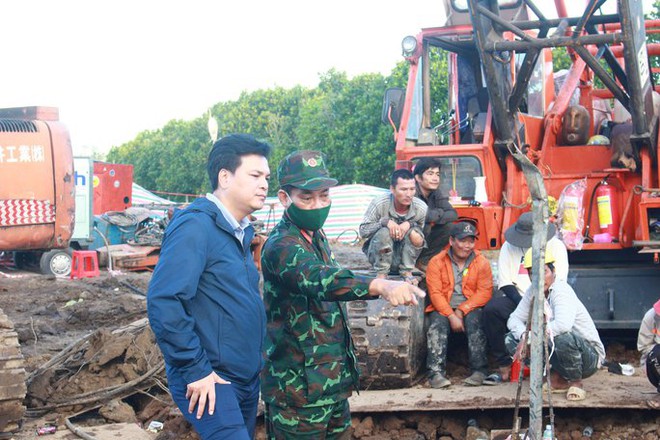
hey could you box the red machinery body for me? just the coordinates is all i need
[383,0,660,328]
[93,161,133,215]
[0,107,74,251]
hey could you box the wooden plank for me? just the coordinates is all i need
[41,422,153,440]
[349,370,653,412]
[0,358,25,369]
[0,400,25,419]
[0,401,25,432]
[0,346,22,358]
[0,336,20,347]
[0,382,27,401]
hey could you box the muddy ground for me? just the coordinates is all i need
[1,244,659,440]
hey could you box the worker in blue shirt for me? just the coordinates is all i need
[148,133,271,439]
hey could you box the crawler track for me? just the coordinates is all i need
[348,297,426,389]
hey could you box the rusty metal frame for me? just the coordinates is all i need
[467,0,653,158]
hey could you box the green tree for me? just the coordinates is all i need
[107,118,209,200]
[108,86,310,197]
[296,69,395,187]
[551,47,572,73]
[105,61,445,196]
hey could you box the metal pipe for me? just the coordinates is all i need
[522,0,546,22]
[422,40,431,128]
[427,37,474,54]
[476,4,535,42]
[511,14,620,31]
[488,32,623,52]
[555,0,568,18]
[587,24,629,91]
[509,20,565,113]
[572,45,630,108]
[619,186,637,245]
[572,0,607,38]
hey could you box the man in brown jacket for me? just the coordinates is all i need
[413,157,457,269]
[425,221,492,388]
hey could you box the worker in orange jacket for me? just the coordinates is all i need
[425,221,492,388]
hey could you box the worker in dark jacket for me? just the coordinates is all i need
[148,134,271,440]
[413,157,458,270]
[261,150,425,439]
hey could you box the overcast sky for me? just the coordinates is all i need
[1,1,653,156]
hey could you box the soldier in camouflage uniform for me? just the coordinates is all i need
[261,150,425,439]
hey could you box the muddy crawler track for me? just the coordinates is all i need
[0,308,26,438]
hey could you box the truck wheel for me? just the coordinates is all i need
[39,249,72,277]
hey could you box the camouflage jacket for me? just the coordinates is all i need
[261,213,373,407]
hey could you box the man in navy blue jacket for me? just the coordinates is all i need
[148,133,271,439]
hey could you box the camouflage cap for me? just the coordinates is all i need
[277,150,338,190]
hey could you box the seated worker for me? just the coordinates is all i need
[359,169,427,283]
[506,247,605,401]
[482,212,568,383]
[413,158,458,270]
[637,298,660,409]
[425,221,493,388]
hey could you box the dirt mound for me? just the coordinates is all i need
[26,319,164,415]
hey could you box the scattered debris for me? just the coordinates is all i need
[25,319,165,417]
[35,424,56,435]
[146,420,164,433]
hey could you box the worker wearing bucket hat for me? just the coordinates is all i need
[637,298,660,409]
[505,246,605,401]
[481,212,569,384]
[260,150,426,438]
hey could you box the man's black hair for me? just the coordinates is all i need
[207,134,272,190]
[413,157,443,177]
[390,169,415,187]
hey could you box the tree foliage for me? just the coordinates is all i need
[296,69,396,187]
[107,67,409,195]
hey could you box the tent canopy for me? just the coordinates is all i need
[252,184,387,244]
[132,183,176,206]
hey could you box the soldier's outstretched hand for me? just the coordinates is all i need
[369,278,426,306]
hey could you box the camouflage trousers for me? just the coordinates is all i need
[264,399,352,440]
[426,309,488,375]
[365,226,424,275]
[646,344,660,392]
[504,331,599,382]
